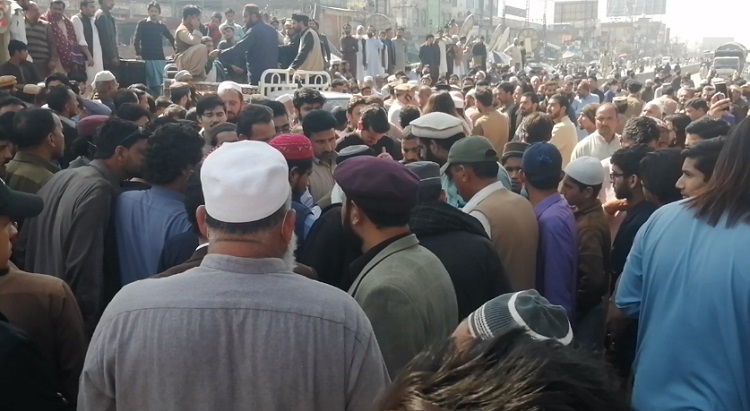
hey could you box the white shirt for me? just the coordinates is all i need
[570,131,621,162]
[599,157,616,204]
[10,2,30,62]
[387,100,405,127]
[461,181,505,238]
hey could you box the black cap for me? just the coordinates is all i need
[0,179,43,220]
[336,144,375,164]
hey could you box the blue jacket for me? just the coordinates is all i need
[221,20,279,85]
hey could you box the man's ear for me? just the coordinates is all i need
[196,205,209,239]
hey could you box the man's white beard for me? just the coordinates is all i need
[282,232,298,271]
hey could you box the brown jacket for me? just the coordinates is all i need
[472,188,538,291]
[0,264,87,404]
[573,200,611,316]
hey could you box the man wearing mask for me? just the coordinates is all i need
[340,24,359,80]
[287,13,324,74]
[218,4,278,85]
[95,0,119,76]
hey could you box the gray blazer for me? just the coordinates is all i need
[348,233,458,377]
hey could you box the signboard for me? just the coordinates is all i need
[503,5,527,18]
[606,0,667,17]
[553,1,598,24]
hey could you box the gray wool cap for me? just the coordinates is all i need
[467,290,573,345]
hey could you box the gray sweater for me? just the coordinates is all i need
[78,255,390,410]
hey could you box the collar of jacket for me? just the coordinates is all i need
[347,233,419,295]
[574,199,603,218]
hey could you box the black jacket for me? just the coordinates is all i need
[297,204,362,291]
[410,201,512,319]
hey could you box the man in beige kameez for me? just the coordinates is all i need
[174,5,215,79]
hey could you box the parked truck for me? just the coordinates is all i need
[713,42,747,79]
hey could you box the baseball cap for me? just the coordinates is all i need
[521,142,563,185]
[0,179,43,220]
[467,289,573,345]
[442,135,498,173]
[201,140,291,223]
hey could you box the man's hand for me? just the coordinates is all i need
[231,65,244,74]
[208,49,220,58]
[287,67,296,77]
[708,97,731,119]
[48,59,59,71]
[377,147,393,161]
[87,59,95,67]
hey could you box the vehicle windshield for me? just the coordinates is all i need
[714,57,739,69]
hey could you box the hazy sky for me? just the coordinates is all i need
[506,0,750,47]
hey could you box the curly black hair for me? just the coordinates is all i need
[144,123,205,185]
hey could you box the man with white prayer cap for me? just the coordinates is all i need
[560,156,611,350]
[78,140,390,410]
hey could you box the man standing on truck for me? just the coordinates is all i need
[217,4,278,85]
[287,13,324,75]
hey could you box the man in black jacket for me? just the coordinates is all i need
[406,161,512,319]
[419,34,440,84]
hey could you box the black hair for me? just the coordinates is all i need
[419,132,465,152]
[622,116,660,145]
[474,87,493,107]
[155,96,172,110]
[185,107,198,123]
[302,109,338,137]
[627,81,643,93]
[640,148,683,204]
[93,117,148,159]
[548,94,570,116]
[287,158,314,176]
[205,203,288,235]
[113,89,139,109]
[13,109,57,150]
[149,116,176,131]
[195,94,226,117]
[681,137,726,181]
[685,117,730,141]
[8,40,26,56]
[331,106,348,130]
[347,96,367,115]
[497,81,514,94]
[399,106,421,129]
[610,144,653,178]
[45,73,71,88]
[685,98,709,112]
[46,86,74,113]
[0,96,24,111]
[211,11,222,20]
[116,103,151,123]
[224,7,234,14]
[331,79,348,90]
[147,1,160,12]
[523,112,554,144]
[354,200,411,228]
[262,100,288,118]
[665,113,691,147]
[144,123,204,185]
[460,161,499,179]
[521,91,540,105]
[292,88,326,109]
[417,185,443,203]
[361,106,390,134]
[80,0,95,9]
[170,87,191,105]
[236,104,273,137]
[184,166,203,234]
[182,5,201,19]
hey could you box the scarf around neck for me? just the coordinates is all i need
[41,12,82,71]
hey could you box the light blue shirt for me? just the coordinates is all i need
[116,186,193,285]
[219,21,244,39]
[571,94,600,140]
[616,201,750,411]
[443,162,512,208]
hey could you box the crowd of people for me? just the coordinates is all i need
[0,1,749,411]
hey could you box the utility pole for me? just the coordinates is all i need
[524,0,531,27]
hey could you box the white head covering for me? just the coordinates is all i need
[201,141,291,223]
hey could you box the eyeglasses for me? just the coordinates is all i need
[610,172,626,180]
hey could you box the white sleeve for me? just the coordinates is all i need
[468,210,492,239]
[71,16,89,47]
[10,13,26,43]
